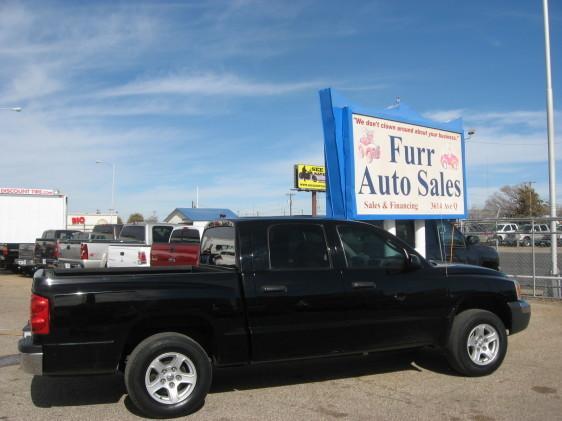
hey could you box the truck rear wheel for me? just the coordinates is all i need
[124,332,212,418]
[446,309,507,376]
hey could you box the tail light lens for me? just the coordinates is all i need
[54,241,61,259]
[1,245,7,256]
[138,251,147,265]
[80,243,89,260]
[30,293,50,335]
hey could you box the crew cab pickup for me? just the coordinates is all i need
[151,227,200,267]
[107,223,179,268]
[19,218,530,418]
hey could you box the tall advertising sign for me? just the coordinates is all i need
[319,89,467,220]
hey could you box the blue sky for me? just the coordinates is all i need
[0,0,560,219]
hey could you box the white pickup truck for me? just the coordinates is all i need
[106,223,178,268]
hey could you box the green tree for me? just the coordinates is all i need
[127,213,144,223]
[117,216,124,224]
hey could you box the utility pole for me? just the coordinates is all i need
[525,181,536,216]
[286,192,295,216]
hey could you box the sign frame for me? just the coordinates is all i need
[319,88,467,220]
[294,164,326,192]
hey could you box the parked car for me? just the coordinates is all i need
[151,227,200,267]
[107,223,179,268]
[20,218,530,418]
[518,224,550,247]
[488,223,519,245]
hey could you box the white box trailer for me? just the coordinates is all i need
[0,188,67,269]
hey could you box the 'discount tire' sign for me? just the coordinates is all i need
[320,89,467,220]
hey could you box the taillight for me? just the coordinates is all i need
[54,241,61,259]
[80,243,89,260]
[30,293,50,335]
[1,245,7,257]
[138,251,147,265]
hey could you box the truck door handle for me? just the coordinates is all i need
[261,285,288,294]
[352,281,376,289]
[120,252,125,256]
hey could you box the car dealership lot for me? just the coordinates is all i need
[1,269,561,421]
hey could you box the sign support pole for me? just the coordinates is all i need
[312,191,317,216]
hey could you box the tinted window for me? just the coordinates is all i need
[93,224,123,238]
[436,221,465,248]
[152,226,173,243]
[338,225,405,269]
[268,224,329,270]
[119,225,145,242]
[395,220,415,247]
[200,226,236,266]
[56,231,78,240]
[170,228,200,244]
[43,230,55,239]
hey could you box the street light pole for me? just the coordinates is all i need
[96,160,116,223]
[543,0,558,288]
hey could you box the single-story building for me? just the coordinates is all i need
[163,208,238,236]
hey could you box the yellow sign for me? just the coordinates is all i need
[294,164,326,191]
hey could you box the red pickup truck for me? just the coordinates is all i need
[150,227,200,266]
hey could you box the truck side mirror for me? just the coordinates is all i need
[407,253,423,270]
[466,235,480,246]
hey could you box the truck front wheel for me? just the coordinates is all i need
[446,309,507,376]
[124,332,212,418]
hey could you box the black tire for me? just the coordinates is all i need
[522,237,531,247]
[446,309,507,377]
[124,332,212,418]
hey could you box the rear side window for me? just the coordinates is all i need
[119,226,145,242]
[200,226,236,266]
[43,231,55,239]
[268,224,329,270]
[152,226,174,243]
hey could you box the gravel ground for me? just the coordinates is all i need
[0,269,561,421]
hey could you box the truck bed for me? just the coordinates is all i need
[30,265,248,374]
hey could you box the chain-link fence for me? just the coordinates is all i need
[458,217,562,299]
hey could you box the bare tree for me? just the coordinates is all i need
[483,184,548,218]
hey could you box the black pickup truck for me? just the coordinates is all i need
[19,218,530,418]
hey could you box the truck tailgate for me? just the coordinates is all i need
[107,244,151,267]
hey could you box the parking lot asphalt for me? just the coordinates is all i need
[1,269,561,421]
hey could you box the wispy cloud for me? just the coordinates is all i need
[100,73,323,98]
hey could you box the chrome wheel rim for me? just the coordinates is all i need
[144,352,197,405]
[466,323,500,366]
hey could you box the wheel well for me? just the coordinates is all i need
[454,296,511,332]
[119,317,215,371]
